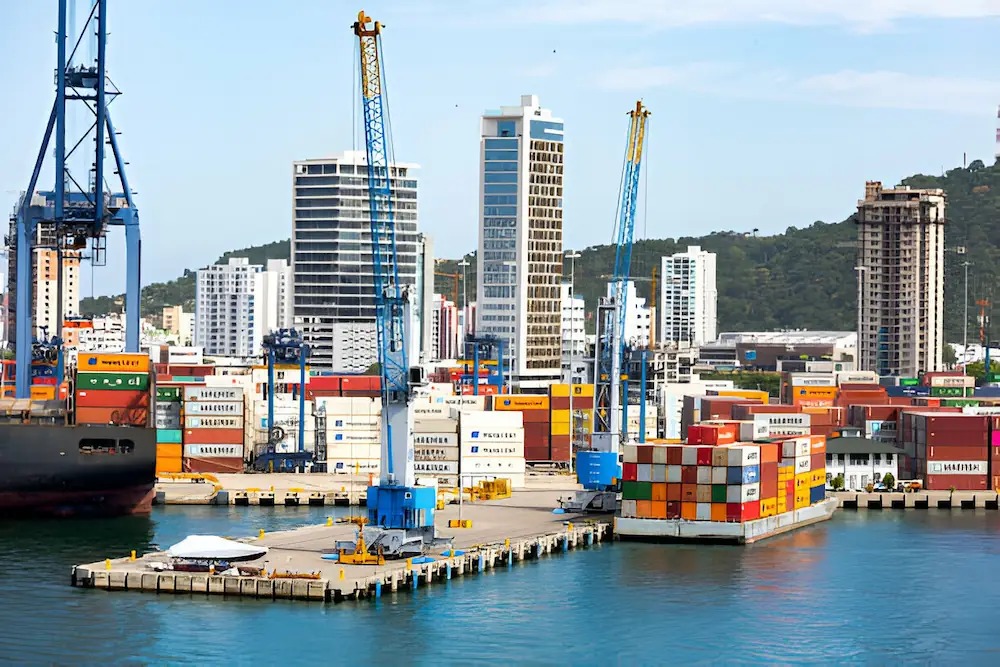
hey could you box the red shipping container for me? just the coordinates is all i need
[75,389,150,409]
[810,452,825,471]
[840,383,882,391]
[521,409,549,424]
[887,397,916,406]
[168,365,214,378]
[33,376,58,386]
[761,478,778,500]
[701,423,738,446]
[183,428,243,445]
[732,404,799,421]
[760,461,778,482]
[927,446,988,461]
[550,396,570,410]
[525,445,551,462]
[309,376,342,391]
[637,446,654,464]
[687,425,704,445]
[925,474,987,491]
[701,397,761,421]
[696,447,713,466]
[665,500,682,519]
[726,501,760,522]
[623,463,638,481]
[681,466,698,484]
[550,442,570,461]
[76,406,148,426]
[525,422,549,438]
[550,435,571,450]
[184,457,243,474]
[681,484,697,502]
[666,446,683,466]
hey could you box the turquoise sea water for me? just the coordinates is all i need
[1,507,999,665]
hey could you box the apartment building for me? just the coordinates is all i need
[855,181,945,377]
[560,282,587,385]
[660,245,717,346]
[476,95,564,390]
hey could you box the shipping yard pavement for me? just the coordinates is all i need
[75,479,611,603]
[154,471,573,506]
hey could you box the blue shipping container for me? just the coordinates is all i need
[576,451,620,491]
[975,387,1000,398]
[809,485,826,504]
[886,386,930,397]
[742,465,760,485]
[156,429,183,444]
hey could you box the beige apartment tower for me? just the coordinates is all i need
[855,181,945,377]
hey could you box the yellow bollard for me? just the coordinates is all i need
[259,528,265,539]
[105,559,111,571]
[567,522,574,532]
[339,568,345,581]
[406,558,413,572]
[449,549,455,558]
[269,485,274,492]
[326,517,333,527]
[130,550,136,561]
[504,538,510,549]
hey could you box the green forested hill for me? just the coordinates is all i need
[84,160,1000,340]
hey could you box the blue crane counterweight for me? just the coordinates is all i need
[352,11,445,557]
[562,101,650,513]
[11,0,142,397]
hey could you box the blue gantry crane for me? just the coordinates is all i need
[562,101,650,512]
[252,328,311,472]
[353,11,446,558]
[10,0,141,398]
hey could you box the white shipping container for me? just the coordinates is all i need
[460,426,524,444]
[413,433,459,446]
[696,466,712,484]
[429,395,488,410]
[666,465,682,483]
[460,457,526,477]
[315,396,380,415]
[789,373,836,387]
[652,446,667,465]
[261,416,316,432]
[184,386,244,402]
[740,420,769,442]
[414,419,459,434]
[623,444,638,464]
[794,455,811,474]
[681,447,698,466]
[462,440,524,458]
[781,438,811,459]
[930,375,975,388]
[459,411,524,431]
[204,375,250,388]
[328,415,380,430]
[184,444,244,458]
[651,464,666,483]
[414,460,459,475]
[327,458,380,473]
[928,460,987,475]
[770,426,811,437]
[711,467,727,484]
[696,503,712,521]
[836,371,878,386]
[414,445,460,461]
[251,368,311,385]
[726,485,742,504]
[754,413,811,430]
[154,402,181,416]
[637,464,652,483]
[325,444,381,460]
[185,415,244,429]
[328,431,380,444]
[711,447,730,467]
[621,499,637,518]
[412,404,453,418]
[727,445,760,467]
[185,401,243,416]
[155,416,182,429]
[741,483,760,503]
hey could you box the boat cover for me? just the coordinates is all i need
[167,535,268,561]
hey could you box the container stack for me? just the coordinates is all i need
[317,396,382,474]
[549,384,595,461]
[494,395,549,462]
[74,353,151,426]
[154,386,183,474]
[413,407,459,486]
[182,386,246,473]
[620,437,826,523]
[458,411,526,488]
[899,413,989,490]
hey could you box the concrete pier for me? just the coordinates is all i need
[73,487,610,604]
[831,490,1000,510]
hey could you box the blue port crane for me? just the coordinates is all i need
[563,101,649,512]
[352,10,443,557]
[259,329,309,471]
[11,0,141,398]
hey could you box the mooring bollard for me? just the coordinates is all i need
[339,568,345,581]
[326,517,333,527]
[105,559,111,571]
[259,529,265,539]
[130,550,136,561]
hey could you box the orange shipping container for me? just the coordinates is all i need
[651,501,668,519]
[183,428,244,445]
[155,457,182,474]
[652,483,667,501]
[759,443,779,464]
[76,406,148,426]
[156,443,182,459]
[75,389,150,409]
[711,503,727,522]
[494,396,549,410]
[636,500,653,518]
[78,352,150,373]
[681,501,698,520]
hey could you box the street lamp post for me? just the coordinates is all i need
[854,265,866,371]
[565,250,582,474]
[458,258,470,349]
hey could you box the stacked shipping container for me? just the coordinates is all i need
[75,353,151,427]
[898,413,990,490]
[183,386,245,473]
[458,411,526,488]
[496,395,550,462]
[316,396,380,472]
[550,384,595,462]
[154,386,183,474]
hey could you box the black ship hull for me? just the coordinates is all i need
[0,424,156,517]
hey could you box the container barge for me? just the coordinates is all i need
[614,436,837,544]
[0,352,157,517]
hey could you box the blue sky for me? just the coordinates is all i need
[2,0,999,297]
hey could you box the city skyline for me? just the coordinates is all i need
[1,2,997,299]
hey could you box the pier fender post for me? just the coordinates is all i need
[586,530,593,546]
[446,561,452,580]
[425,568,433,584]
[412,572,418,590]
[478,553,484,574]
[375,579,382,598]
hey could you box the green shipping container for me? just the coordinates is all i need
[156,387,182,402]
[899,377,920,387]
[156,429,183,444]
[941,399,979,408]
[930,386,964,397]
[621,481,652,501]
[77,371,149,391]
[171,376,201,382]
[712,484,727,503]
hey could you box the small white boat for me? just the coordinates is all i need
[167,535,268,562]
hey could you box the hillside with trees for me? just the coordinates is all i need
[82,161,1000,340]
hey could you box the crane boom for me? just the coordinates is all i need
[595,101,650,444]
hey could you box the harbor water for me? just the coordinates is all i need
[2,507,1000,664]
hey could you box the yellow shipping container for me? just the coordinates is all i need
[550,384,570,398]
[810,469,826,487]
[717,389,769,405]
[78,352,150,373]
[572,384,595,397]
[30,385,56,400]
[551,421,570,436]
[795,386,838,399]
[760,497,778,518]
[494,395,549,410]
[794,472,811,491]
[155,456,182,474]
[550,409,571,424]
[794,490,810,510]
